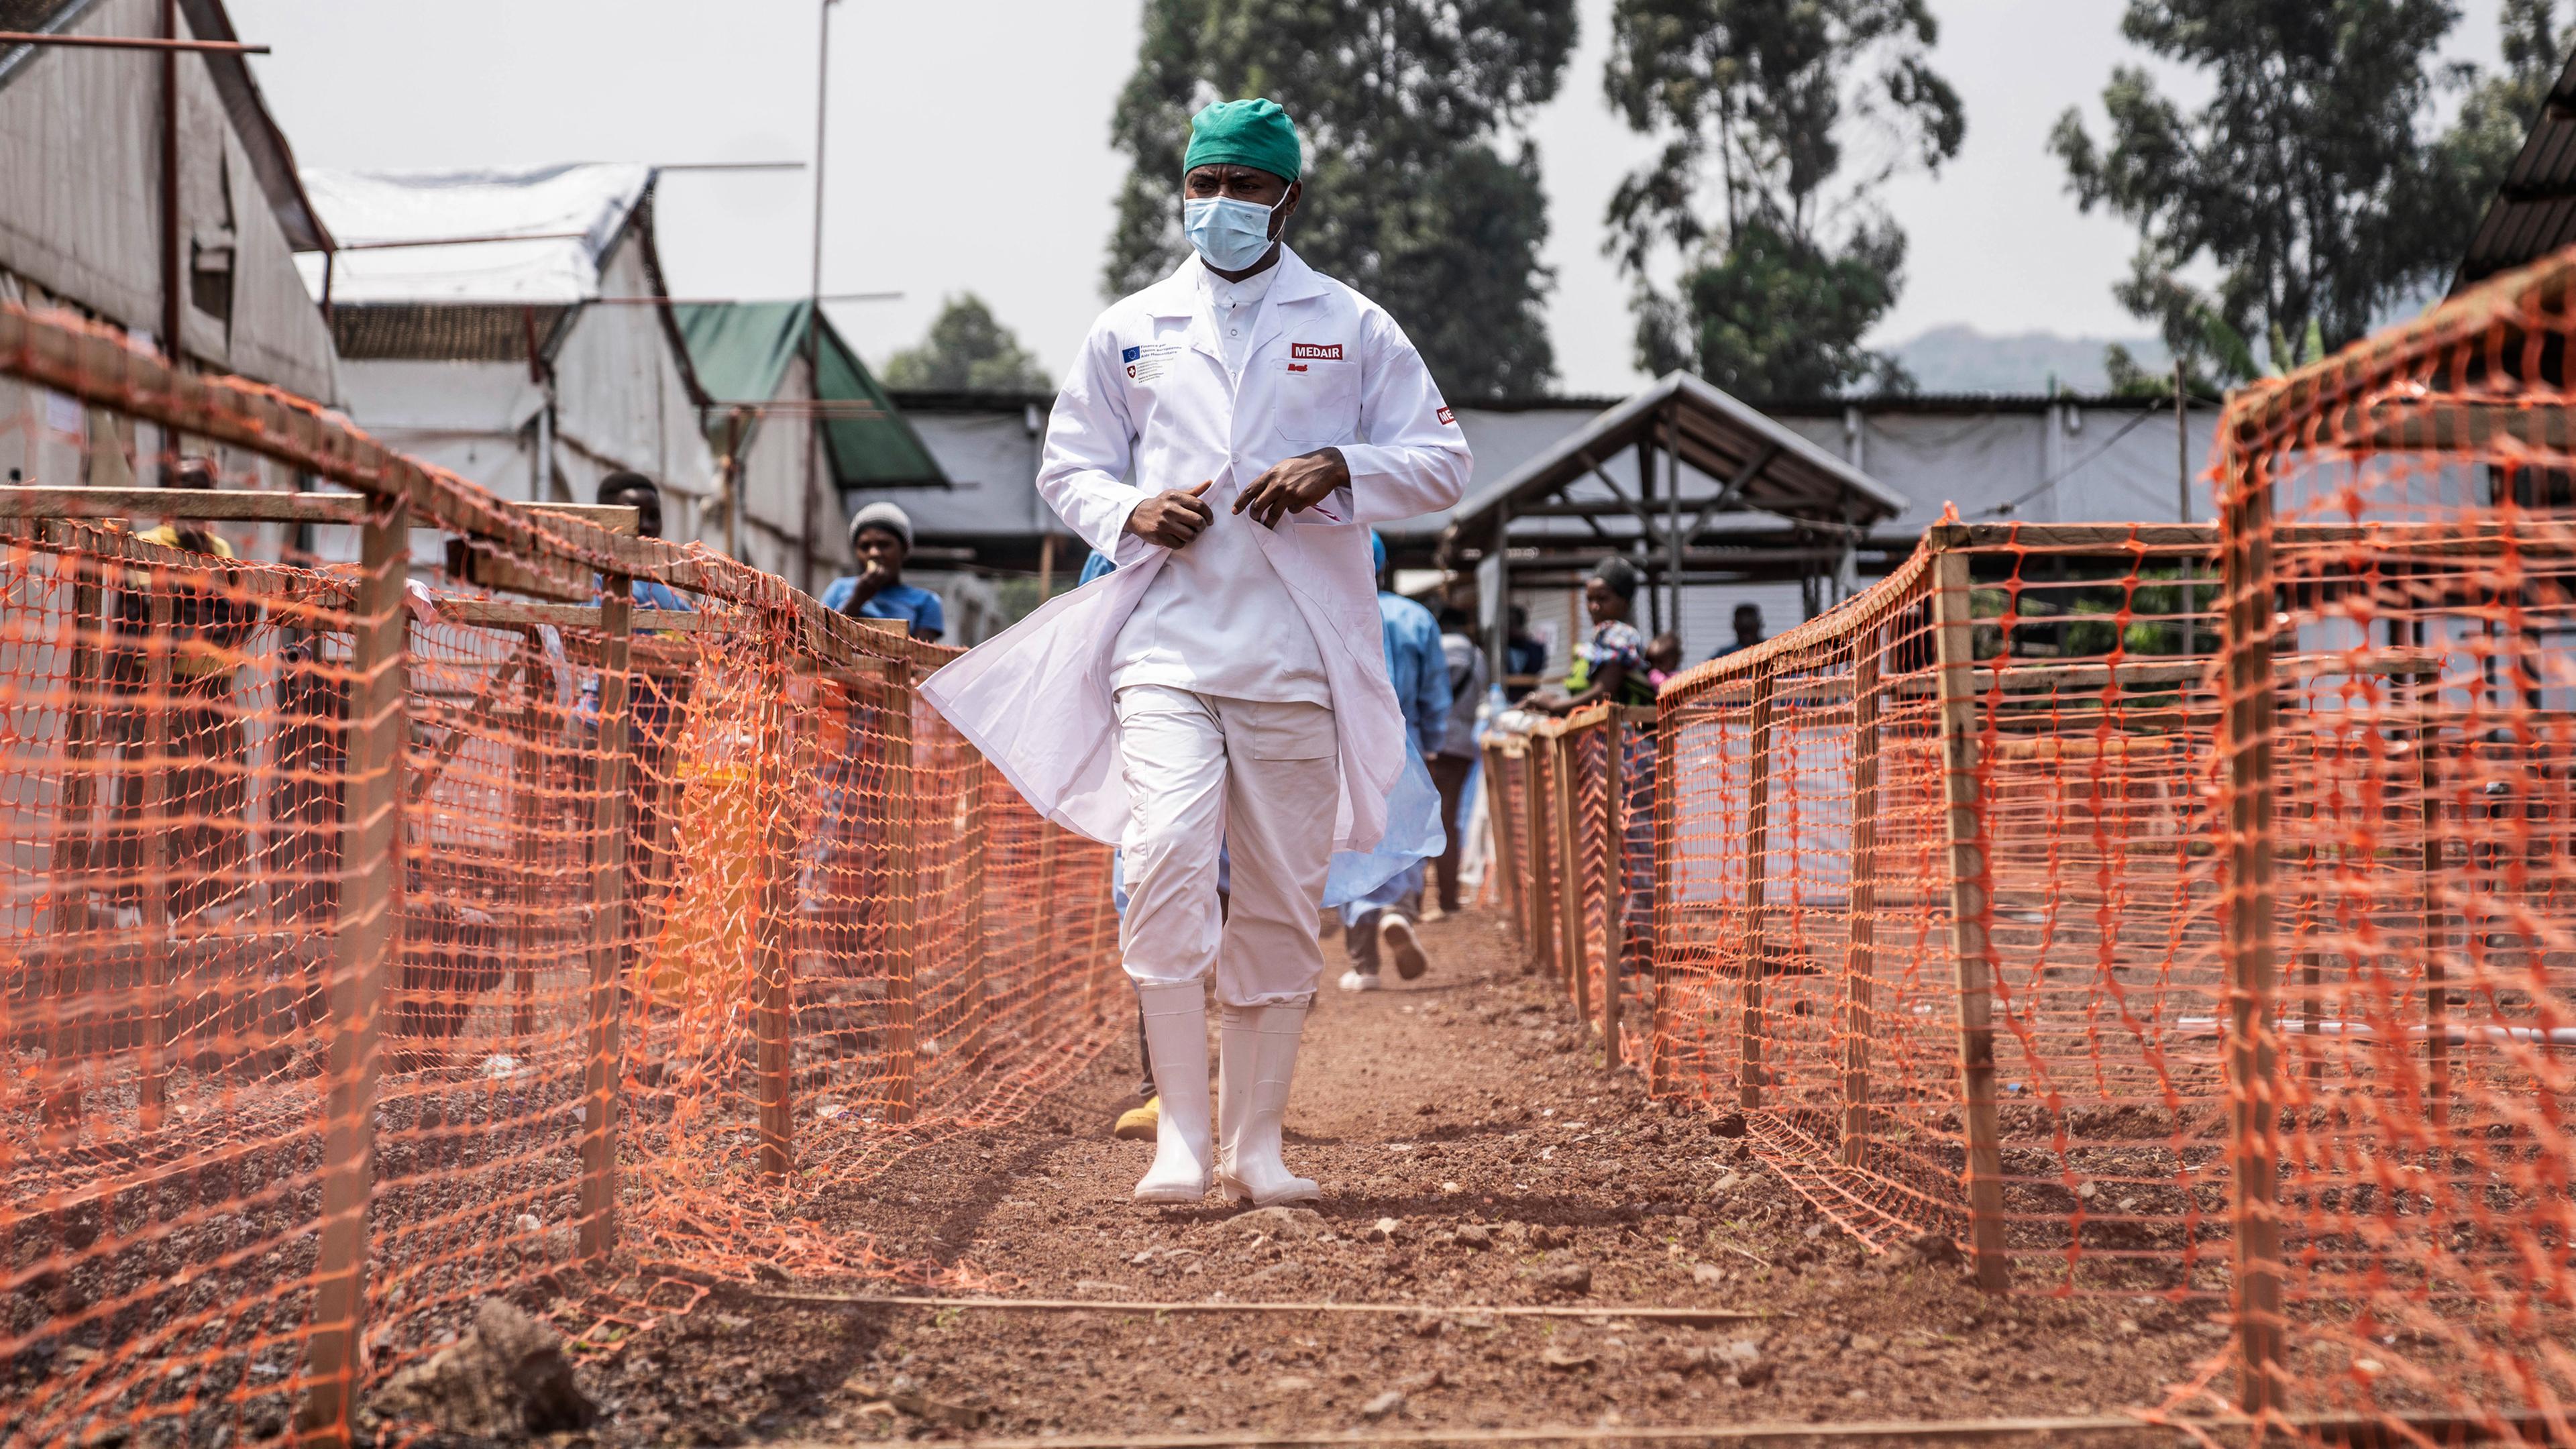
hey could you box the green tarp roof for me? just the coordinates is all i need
[673,301,948,488]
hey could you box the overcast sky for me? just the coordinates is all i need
[231,0,2511,396]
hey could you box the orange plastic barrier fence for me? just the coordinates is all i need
[0,306,1124,1448]
[1495,241,2576,1437]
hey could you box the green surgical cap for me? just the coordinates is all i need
[1183,99,1302,182]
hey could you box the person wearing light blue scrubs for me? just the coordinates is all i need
[1338,533,1450,991]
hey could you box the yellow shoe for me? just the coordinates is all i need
[1114,1096,1160,1140]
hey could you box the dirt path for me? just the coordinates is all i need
[578,911,2219,1445]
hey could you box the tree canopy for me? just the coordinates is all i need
[1603,0,1964,396]
[2052,0,2558,390]
[1104,0,1577,400]
[879,294,1052,394]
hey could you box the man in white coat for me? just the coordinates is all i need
[920,97,1470,1207]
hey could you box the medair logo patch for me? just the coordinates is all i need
[1289,343,1344,361]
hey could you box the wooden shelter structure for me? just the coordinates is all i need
[1434,372,1906,674]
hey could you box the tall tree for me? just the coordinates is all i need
[1603,0,1964,396]
[2052,1,2518,387]
[1104,0,1577,400]
[879,294,1051,392]
[2436,1,2566,246]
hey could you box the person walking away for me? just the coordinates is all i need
[1429,606,1488,916]
[1534,557,1655,716]
[919,97,1470,1208]
[1339,533,1448,989]
[824,501,945,641]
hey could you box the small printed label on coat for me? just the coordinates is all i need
[1287,362,1309,373]
[1122,342,1178,384]
[1437,406,1456,425]
[1289,343,1344,361]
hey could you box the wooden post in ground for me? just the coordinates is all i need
[1598,711,1634,1069]
[1527,739,1556,977]
[42,539,104,1133]
[1481,741,1519,928]
[136,578,172,1130]
[1841,639,1882,1167]
[1649,708,1678,1099]
[2218,460,2286,1415]
[510,635,546,1043]
[881,661,920,1124]
[959,753,992,1075]
[2416,694,2448,1132]
[294,494,409,1446]
[577,583,632,1258]
[1739,663,1778,1113]
[1930,547,2010,1294]
[1556,728,1589,1019]
[753,627,800,1178]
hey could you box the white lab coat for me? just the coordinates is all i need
[919,247,1472,859]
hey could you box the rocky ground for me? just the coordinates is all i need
[410,910,2233,1446]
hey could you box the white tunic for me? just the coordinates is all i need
[918,247,1472,857]
[1110,259,1330,705]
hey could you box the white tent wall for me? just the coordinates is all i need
[892,409,1049,539]
[546,236,714,526]
[0,0,335,403]
[729,350,857,587]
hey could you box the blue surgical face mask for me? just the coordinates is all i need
[1182,195,1281,272]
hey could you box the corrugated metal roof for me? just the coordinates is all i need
[2455,50,2576,291]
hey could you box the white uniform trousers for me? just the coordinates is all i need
[1114,685,1336,1006]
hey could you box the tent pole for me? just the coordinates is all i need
[1489,511,1511,688]
[1633,437,1660,635]
[1664,407,1683,644]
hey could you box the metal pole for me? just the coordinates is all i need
[800,0,839,596]
[2176,359,2190,523]
[1664,411,1684,643]
[1489,512,1511,687]
[160,0,180,378]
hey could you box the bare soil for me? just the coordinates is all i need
[525,911,2229,1446]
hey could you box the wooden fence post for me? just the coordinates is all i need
[1599,712,1631,1069]
[2219,464,2286,1414]
[137,579,172,1131]
[1841,639,1882,1168]
[509,637,545,1044]
[881,660,920,1125]
[753,625,800,1179]
[1481,742,1517,926]
[41,538,104,1134]
[1557,728,1588,1018]
[959,753,992,1075]
[1739,663,1777,1113]
[294,493,409,1446]
[1649,708,1678,1100]
[1527,739,1556,977]
[577,583,632,1257]
[1931,547,2010,1294]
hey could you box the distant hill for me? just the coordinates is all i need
[1885,324,2170,396]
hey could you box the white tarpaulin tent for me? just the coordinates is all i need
[301,163,720,546]
[294,163,650,307]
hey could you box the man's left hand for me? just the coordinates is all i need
[1232,447,1349,528]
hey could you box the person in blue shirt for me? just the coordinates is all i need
[1338,533,1450,991]
[821,501,945,642]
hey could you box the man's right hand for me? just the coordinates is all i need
[1124,481,1214,548]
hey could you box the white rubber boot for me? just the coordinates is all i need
[1218,1002,1321,1207]
[1132,981,1213,1203]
